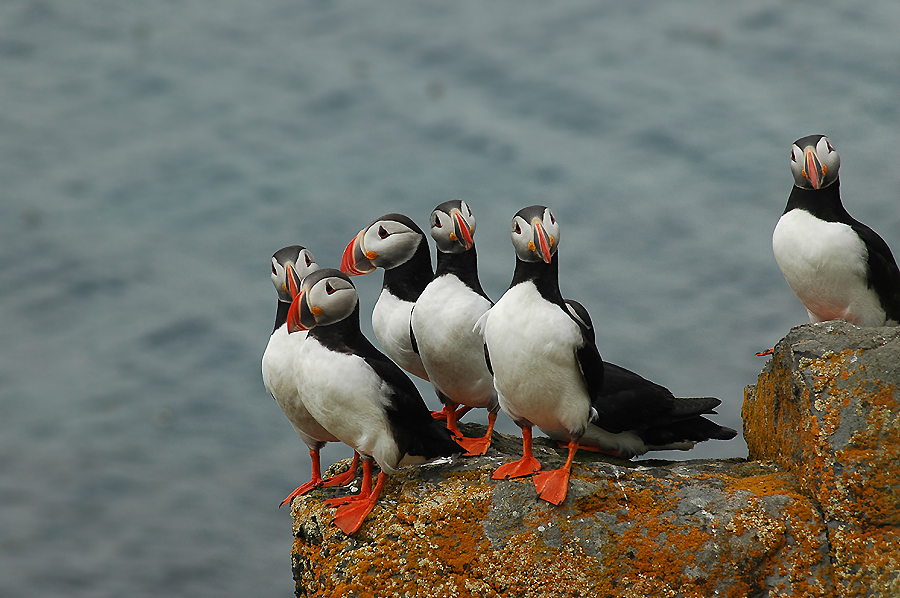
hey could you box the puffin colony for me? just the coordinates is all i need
[262,135,899,534]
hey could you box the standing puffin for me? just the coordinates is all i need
[478,206,736,505]
[261,246,360,506]
[411,200,499,456]
[340,214,433,380]
[772,134,900,326]
[287,268,463,534]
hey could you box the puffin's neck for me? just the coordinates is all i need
[510,256,564,307]
[382,239,434,302]
[784,179,851,223]
[434,245,489,299]
[273,299,291,333]
[308,305,371,355]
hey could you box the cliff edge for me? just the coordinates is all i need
[290,321,899,597]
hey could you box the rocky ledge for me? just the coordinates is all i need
[290,321,899,598]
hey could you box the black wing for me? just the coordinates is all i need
[594,362,722,434]
[564,300,604,403]
[852,220,900,322]
[409,310,420,355]
[640,415,737,446]
[350,330,463,460]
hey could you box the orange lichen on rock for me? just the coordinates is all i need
[744,322,900,526]
[829,522,900,596]
[743,321,900,597]
[291,443,834,597]
[289,322,898,598]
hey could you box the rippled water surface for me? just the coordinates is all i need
[2,1,899,596]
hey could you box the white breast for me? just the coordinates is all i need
[293,338,402,473]
[480,283,591,436]
[412,275,495,407]
[262,326,338,447]
[773,209,885,326]
[371,289,429,380]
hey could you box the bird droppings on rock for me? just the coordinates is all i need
[291,322,899,597]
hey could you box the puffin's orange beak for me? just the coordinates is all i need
[452,211,474,250]
[287,290,318,333]
[531,219,553,264]
[286,264,300,298]
[804,147,824,190]
[340,229,376,276]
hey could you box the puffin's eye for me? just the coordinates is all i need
[378,226,389,239]
[549,212,556,225]
[325,282,336,295]
[513,222,521,234]
[466,204,472,216]
[826,140,835,152]
[271,264,278,276]
[304,254,312,266]
[791,150,797,162]
[433,215,442,228]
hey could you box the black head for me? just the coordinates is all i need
[341,213,427,274]
[790,134,840,190]
[510,205,560,263]
[286,268,358,332]
[430,199,476,254]
[270,245,319,302]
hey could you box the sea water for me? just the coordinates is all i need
[2,1,899,596]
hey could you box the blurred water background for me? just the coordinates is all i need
[2,1,899,596]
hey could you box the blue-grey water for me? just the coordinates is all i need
[3,1,899,596]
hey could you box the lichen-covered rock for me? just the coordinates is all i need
[744,321,900,526]
[744,321,900,597]
[290,322,899,598]
[291,429,832,597]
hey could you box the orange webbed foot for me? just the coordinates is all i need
[330,472,386,535]
[459,434,492,457]
[533,467,571,505]
[332,498,377,534]
[492,455,541,480]
[279,478,322,508]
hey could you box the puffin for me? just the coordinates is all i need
[410,200,499,456]
[477,206,736,505]
[772,134,900,327]
[287,268,463,534]
[340,214,433,381]
[261,246,359,506]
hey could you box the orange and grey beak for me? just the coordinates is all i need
[451,210,474,250]
[531,219,553,264]
[286,264,301,299]
[340,229,377,276]
[803,147,825,190]
[287,290,318,333]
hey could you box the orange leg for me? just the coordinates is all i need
[533,440,578,505]
[556,441,621,458]
[492,426,541,480]
[756,348,774,357]
[280,448,324,507]
[437,400,463,439]
[325,459,387,535]
[323,455,377,508]
[458,411,497,457]
[322,452,360,488]
[431,403,474,423]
